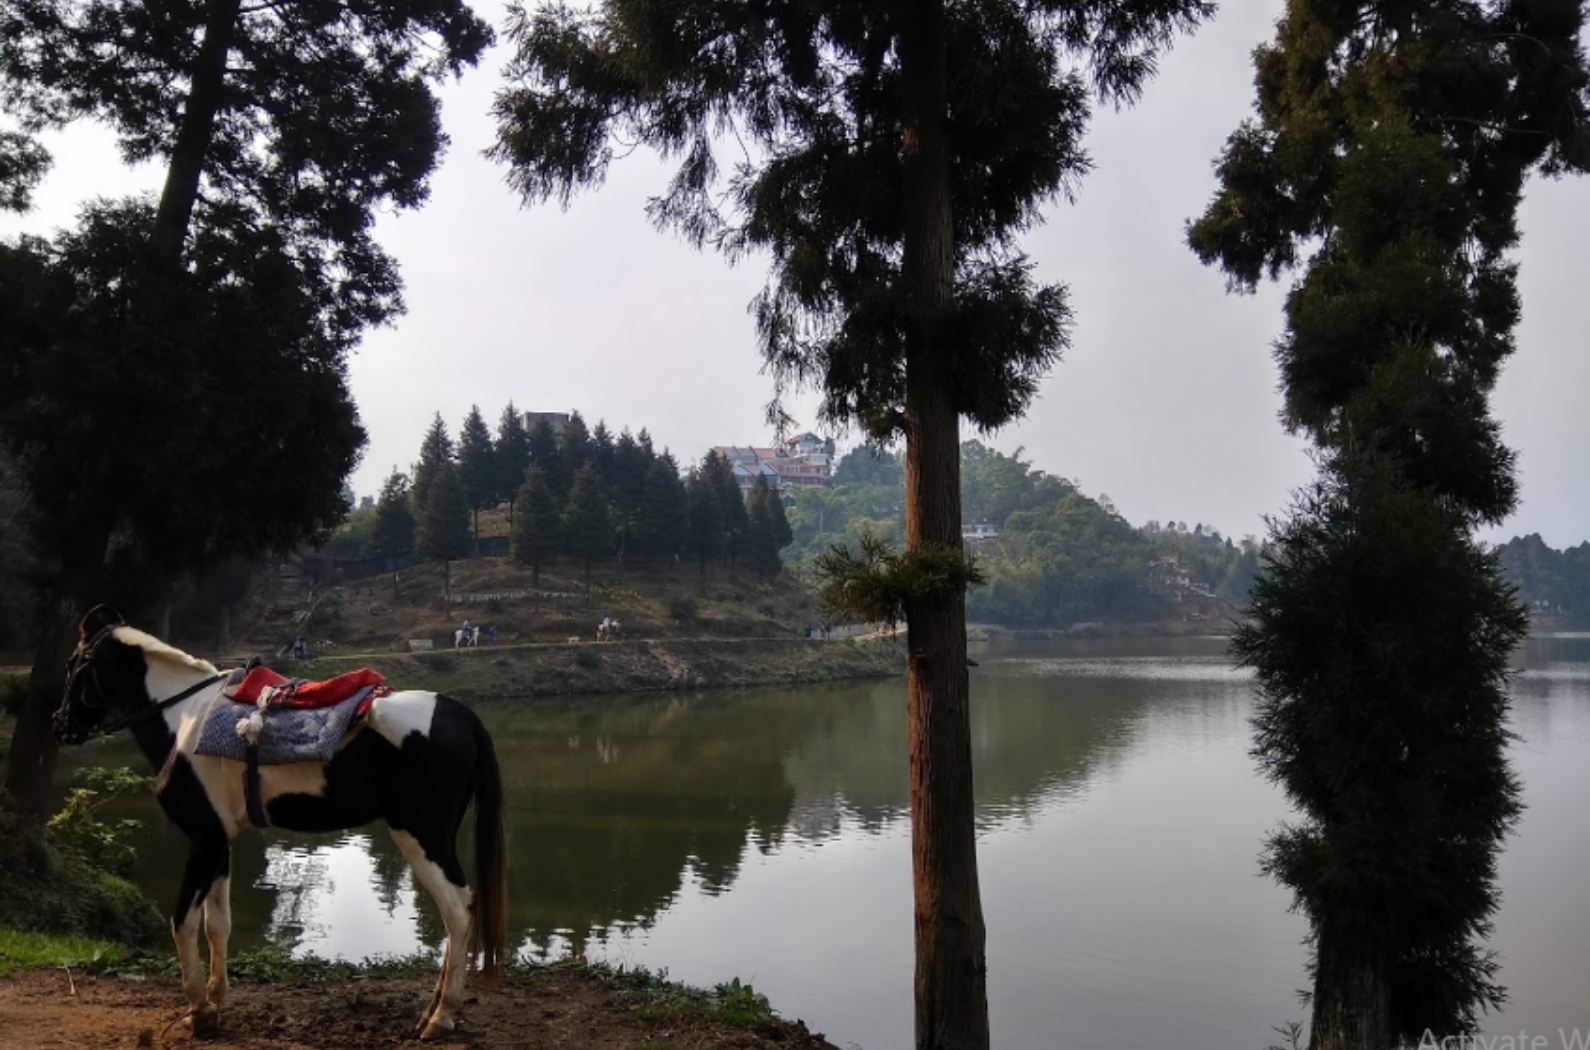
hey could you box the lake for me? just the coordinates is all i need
[83,635,1590,1049]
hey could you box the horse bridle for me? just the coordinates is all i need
[54,625,223,745]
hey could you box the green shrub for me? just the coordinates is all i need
[575,648,602,670]
[48,767,155,875]
[668,594,699,624]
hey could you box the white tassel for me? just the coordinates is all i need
[235,691,271,744]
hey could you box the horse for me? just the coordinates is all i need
[52,606,507,1041]
[453,625,480,648]
[596,619,622,642]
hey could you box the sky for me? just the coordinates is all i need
[4,3,1588,546]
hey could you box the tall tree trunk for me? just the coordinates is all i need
[0,593,78,835]
[1308,918,1392,1050]
[150,0,242,267]
[899,2,989,1049]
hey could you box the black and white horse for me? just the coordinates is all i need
[52,606,507,1040]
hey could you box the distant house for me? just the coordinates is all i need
[963,522,1000,543]
[711,439,833,492]
[522,410,572,436]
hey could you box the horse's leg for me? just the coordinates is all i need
[202,844,233,1008]
[390,828,474,1040]
[172,837,228,1037]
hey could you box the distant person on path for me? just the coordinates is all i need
[291,635,309,660]
[487,624,498,646]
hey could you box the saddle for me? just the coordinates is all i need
[193,664,391,828]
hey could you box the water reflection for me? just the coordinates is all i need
[67,634,1590,1050]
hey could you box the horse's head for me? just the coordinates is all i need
[53,605,128,745]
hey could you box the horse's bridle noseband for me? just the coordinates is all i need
[54,624,223,745]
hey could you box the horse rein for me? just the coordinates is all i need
[57,625,224,744]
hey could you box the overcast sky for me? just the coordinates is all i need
[4,3,1588,546]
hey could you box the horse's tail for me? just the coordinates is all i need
[470,715,508,991]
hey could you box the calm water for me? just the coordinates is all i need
[76,636,1590,1049]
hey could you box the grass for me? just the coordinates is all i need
[0,929,129,977]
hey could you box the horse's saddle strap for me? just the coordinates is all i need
[244,743,267,829]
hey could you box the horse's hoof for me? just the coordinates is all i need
[419,1017,454,1041]
[190,1004,221,1039]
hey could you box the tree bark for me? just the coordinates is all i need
[150,0,242,267]
[1309,919,1392,1050]
[899,2,990,1049]
[0,593,79,834]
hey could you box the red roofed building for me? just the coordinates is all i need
[711,432,833,492]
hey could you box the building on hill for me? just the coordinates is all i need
[712,436,833,492]
[522,410,572,435]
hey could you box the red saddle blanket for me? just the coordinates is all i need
[223,666,387,711]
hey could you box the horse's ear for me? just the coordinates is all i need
[79,605,125,640]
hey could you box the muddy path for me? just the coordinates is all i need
[0,967,847,1050]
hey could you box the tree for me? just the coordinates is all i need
[704,452,750,577]
[0,0,490,830]
[371,471,417,562]
[0,131,48,214]
[492,5,1208,1042]
[417,463,471,606]
[562,463,611,596]
[685,466,724,584]
[747,476,794,581]
[511,466,560,589]
[0,200,362,825]
[637,454,690,562]
[526,415,565,503]
[457,405,496,551]
[411,414,456,524]
[1188,3,1588,1045]
[494,403,531,527]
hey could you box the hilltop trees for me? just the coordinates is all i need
[511,467,561,588]
[372,471,418,562]
[493,2,1210,1042]
[1189,2,1589,1045]
[747,476,794,582]
[457,405,496,548]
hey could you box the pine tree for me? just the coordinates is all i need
[562,463,611,596]
[703,452,749,577]
[371,470,417,561]
[495,402,531,526]
[511,466,560,589]
[526,415,565,503]
[492,5,1209,1042]
[559,411,593,482]
[747,475,793,581]
[637,455,689,561]
[456,405,495,551]
[1188,3,1588,1045]
[411,414,455,524]
[417,463,471,605]
[686,466,723,584]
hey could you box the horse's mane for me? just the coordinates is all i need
[112,626,220,676]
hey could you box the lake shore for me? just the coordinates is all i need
[287,634,906,701]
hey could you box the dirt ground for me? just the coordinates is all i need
[0,968,847,1050]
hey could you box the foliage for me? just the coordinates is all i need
[371,471,418,561]
[494,403,531,517]
[746,475,794,581]
[416,462,471,564]
[1188,0,1587,1041]
[562,463,612,582]
[457,404,496,539]
[46,767,155,875]
[0,811,165,947]
[711,977,774,1025]
[816,534,983,629]
[1236,450,1528,1039]
[668,594,699,624]
[574,647,602,670]
[512,467,562,584]
[1494,534,1590,623]
[491,0,1208,441]
[410,414,456,524]
[0,928,130,977]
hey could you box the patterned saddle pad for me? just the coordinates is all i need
[193,666,388,765]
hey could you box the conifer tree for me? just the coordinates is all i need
[1189,3,1588,1045]
[457,405,495,550]
[410,413,455,524]
[495,402,531,526]
[638,455,689,561]
[562,462,611,595]
[511,466,560,588]
[417,462,471,605]
[371,470,417,562]
[559,411,593,482]
[747,475,794,581]
[526,416,565,503]
[703,452,749,577]
[686,466,724,584]
[492,4,1209,1042]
